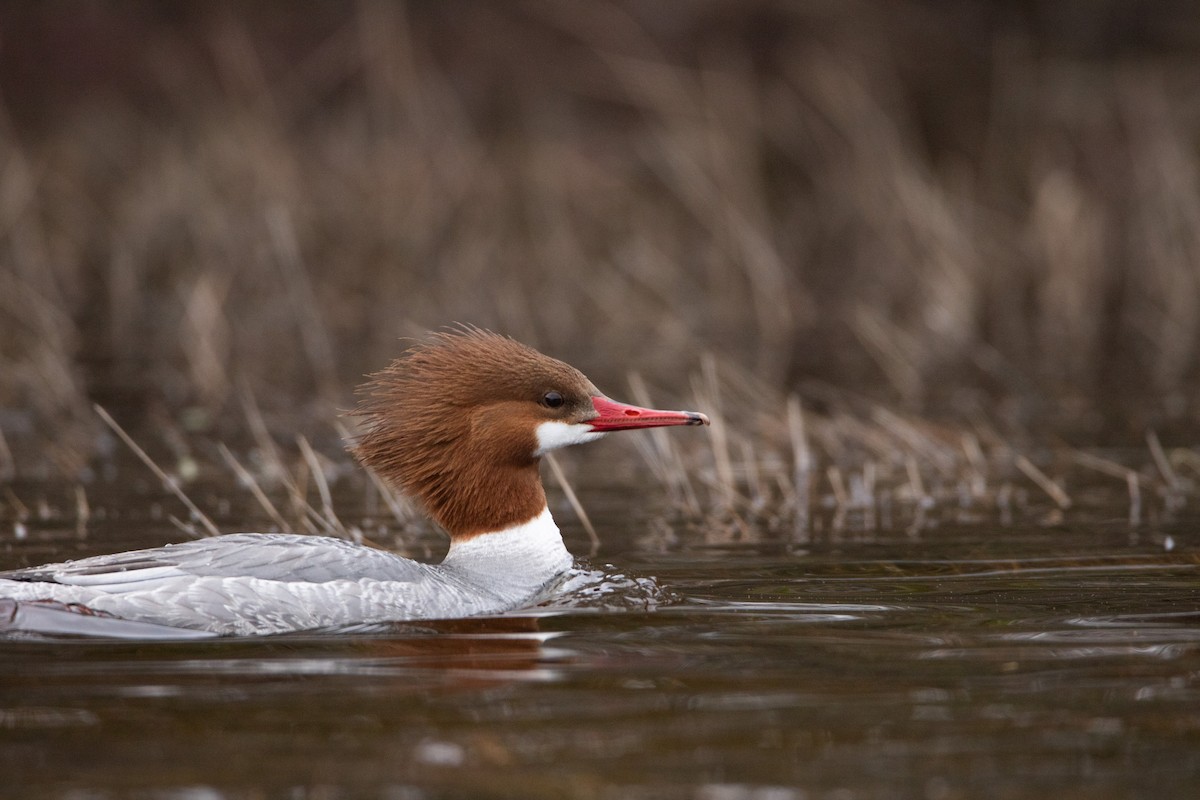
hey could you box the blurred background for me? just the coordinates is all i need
[3,0,1200,478]
[9,7,1200,796]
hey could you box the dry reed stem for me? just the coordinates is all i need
[543,451,600,554]
[237,386,343,536]
[3,487,30,520]
[93,404,219,537]
[1071,450,1140,484]
[182,274,232,408]
[287,458,318,536]
[740,439,764,509]
[167,515,201,538]
[853,307,923,405]
[961,433,988,497]
[905,457,927,504]
[860,462,878,530]
[696,354,736,510]
[1146,431,1180,490]
[362,465,416,526]
[1015,455,1072,510]
[217,442,291,533]
[1127,472,1143,526]
[0,427,13,482]
[876,409,959,476]
[238,384,288,488]
[787,394,811,536]
[628,372,701,515]
[296,434,346,538]
[335,419,417,526]
[1170,450,1200,484]
[827,466,848,510]
[73,485,88,537]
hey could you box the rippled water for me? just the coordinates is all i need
[2,481,1200,799]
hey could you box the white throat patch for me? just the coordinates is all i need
[534,420,607,456]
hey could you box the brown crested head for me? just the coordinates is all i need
[352,328,602,539]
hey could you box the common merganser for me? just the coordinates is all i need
[0,329,708,637]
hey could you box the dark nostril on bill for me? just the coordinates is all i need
[625,410,639,417]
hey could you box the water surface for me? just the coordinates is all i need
[2,480,1199,799]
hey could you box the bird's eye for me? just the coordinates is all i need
[542,391,565,409]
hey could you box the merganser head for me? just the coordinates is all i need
[353,328,709,540]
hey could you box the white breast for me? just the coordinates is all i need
[441,506,574,601]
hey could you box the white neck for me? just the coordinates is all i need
[440,506,573,604]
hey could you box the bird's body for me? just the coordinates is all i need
[0,329,707,637]
[0,511,570,636]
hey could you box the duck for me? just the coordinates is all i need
[0,328,708,637]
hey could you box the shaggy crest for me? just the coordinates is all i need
[353,328,600,538]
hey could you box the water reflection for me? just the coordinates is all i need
[2,509,1200,798]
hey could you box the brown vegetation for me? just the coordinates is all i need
[2,2,1199,531]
